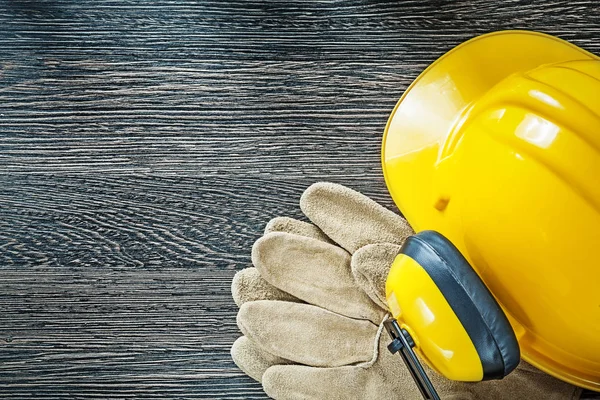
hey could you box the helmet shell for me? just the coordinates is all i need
[382,31,600,390]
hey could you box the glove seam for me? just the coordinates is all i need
[357,313,390,369]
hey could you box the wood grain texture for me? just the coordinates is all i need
[1,1,599,398]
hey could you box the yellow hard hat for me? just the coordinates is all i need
[382,31,600,391]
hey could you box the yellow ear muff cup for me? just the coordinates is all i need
[402,231,520,379]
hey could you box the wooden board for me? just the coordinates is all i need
[1,1,599,398]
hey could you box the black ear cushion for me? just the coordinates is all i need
[400,230,520,379]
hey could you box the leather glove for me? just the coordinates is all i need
[231,182,582,400]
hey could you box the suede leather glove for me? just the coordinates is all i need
[231,182,582,400]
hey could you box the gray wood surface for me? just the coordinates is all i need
[1,0,599,398]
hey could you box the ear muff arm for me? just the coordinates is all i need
[384,318,441,400]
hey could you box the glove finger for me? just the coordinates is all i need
[260,321,432,400]
[261,359,582,400]
[237,300,378,367]
[232,217,329,308]
[231,336,292,383]
[231,267,299,307]
[252,231,384,322]
[264,216,332,243]
[351,243,402,310]
[300,182,414,254]
[262,364,401,400]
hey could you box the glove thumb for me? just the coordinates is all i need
[351,243,402,311]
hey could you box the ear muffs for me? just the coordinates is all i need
[394,230,520,380]
[384,230,521,398]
